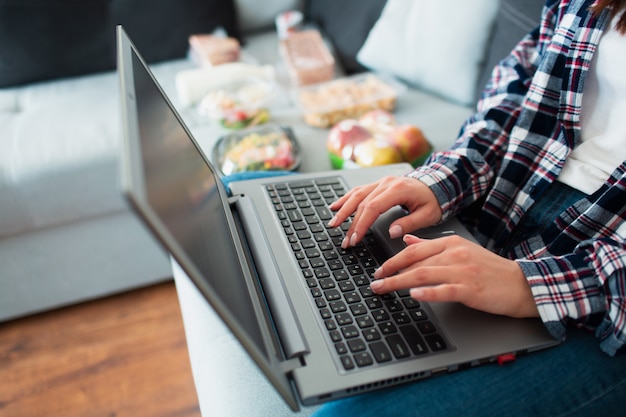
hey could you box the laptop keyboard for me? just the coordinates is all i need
[267,177,450,371]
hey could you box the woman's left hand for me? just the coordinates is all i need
[370,234,540,319]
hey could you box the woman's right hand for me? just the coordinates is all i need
[328,176,443,248]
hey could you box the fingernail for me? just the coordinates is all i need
[341,236,349,249]
[370,279,383,293]
[389,225,403,239]
[373,267,383,279]
[411,288,424,298]
[349,233,358,247]
[328,216,337,227]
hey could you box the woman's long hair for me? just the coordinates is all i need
[590,0,626,33]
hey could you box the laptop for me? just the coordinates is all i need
[116,26,559,411]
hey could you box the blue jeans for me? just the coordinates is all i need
[312,182,626,417]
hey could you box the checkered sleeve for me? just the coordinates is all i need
[518,237,626,356]
[407,1,558,220]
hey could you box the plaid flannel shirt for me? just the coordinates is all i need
[408,0,626,355]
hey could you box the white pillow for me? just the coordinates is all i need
[357,0,500,106]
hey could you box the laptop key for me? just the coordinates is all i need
[385,334,410,359]
[370,341,392,363]
[362,328,381,341]
[425,334,447,352]
[354,352,374,367]
[347,338,366,353]
[400,325,429,355]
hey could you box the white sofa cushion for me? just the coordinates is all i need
[0,59,195,238]
[356,0,500,106]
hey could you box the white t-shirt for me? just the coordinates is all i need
[557,12,626,195]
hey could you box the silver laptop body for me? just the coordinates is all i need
[117,26,559,411]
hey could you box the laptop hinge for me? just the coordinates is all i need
[230,195,310,359]
[280,357,305,375]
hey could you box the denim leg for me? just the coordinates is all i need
[311,329,626,417]
[501,181,588,253]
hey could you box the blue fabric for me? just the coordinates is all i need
[501,181,588,253]
[220,170,295,194]
[312,329,626,417]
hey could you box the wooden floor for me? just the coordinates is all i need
[0,282,202,417]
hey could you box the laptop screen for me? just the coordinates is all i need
[118,26,301,410]
[122,35,268,356]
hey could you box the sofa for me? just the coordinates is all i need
[0,0,544,413]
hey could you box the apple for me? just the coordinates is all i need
[326,119,373,168]
[353,139,403,167]
[358,109,395,137]
[388,124,432,166]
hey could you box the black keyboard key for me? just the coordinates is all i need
[417,321,437,334]
[349,303,367,316]
[362,328,381,342]
[329,300,347,313]
[325,289,341,301]
[425,334,447,351]
[333,270,349,281]
[341,325,359,339]
[319,278,335,289]
[305,248,321,258]
[368,243,389,265]
[354,352,374,367]
[370,341,393,363]
[379,321,397,335]
[371,309,390,322]
[325,319,337,331]
[344,291,361,304]
[315,268,331,279]
[392,312,411,325]
[329,330,342,342]
[316,207,333,220]
[400,325,429,355]
[335,313,353,326]
[410,309,428,321]
[356,315,374,329]
[386,299,404,312]
[347,338,366,353]
[335,342,348,355]
[403,298,420,309]
[386,334,411,359]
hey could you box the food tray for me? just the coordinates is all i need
[293,73,405,128]
[212,124,301,175]
[197,76,275,129]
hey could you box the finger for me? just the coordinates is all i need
[374,237,444,279]
[410,284,463,304]
[328,183,377,228]
[347,177,441,247]
[370,265,450,294]
[343,181,415,247]
[402,234,422,245]
[387,203,442,237]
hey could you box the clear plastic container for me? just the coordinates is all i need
[197,77,276,129]
[188,34,240,66]
[212,124,301,175]
[279,29,335,86]
[293,73,405,128]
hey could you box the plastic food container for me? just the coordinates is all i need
[212,124,301,175]
[197,77,275,129]
[188,34,240,66]
[279,29,335,86]
[293,73,405,128]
